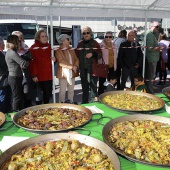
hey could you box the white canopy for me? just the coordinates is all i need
[0,0,170,18]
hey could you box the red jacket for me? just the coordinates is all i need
[29,40,52,82]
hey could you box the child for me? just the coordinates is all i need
[127,75,149,93]
[103,74,117,92]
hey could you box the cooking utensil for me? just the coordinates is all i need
[99,91,165,112]
[162,86,170,99]
[0,133,121,170]
[12,103,94,134]
[102,114,170,167]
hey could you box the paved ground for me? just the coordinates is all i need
[53,71,170,104]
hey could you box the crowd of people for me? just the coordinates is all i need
[0,20,170,113]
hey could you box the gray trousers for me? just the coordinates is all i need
[145,61,157,93]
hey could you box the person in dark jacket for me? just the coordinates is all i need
[103,73,117,92]
[118,30,143,90]
[5,35,29,111]
[0,36,12,113]
[76,26,102,104]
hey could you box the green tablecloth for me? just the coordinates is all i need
[0,93,170,170]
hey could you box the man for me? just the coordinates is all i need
[0,36,11,113]
[145,21,161,94]
[118,30,143,90]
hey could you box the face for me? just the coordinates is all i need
[152,22,159,32]
[82,30,91,41]
[39,32,48,44]
[104,33,113,43]
[110,79,117,85]
[134,78,141,86]
[0,41,5,51]
[127,31,135,42]
[62,37,70,47]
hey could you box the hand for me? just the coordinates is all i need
[73,66,78,73]
[134,63,139,68]
[51,57,56,62]
[86,53,93,59]
[32,77,38,82]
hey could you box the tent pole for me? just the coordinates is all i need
[50,14,56,103]
[142,11,148,78]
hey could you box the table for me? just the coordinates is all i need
[0,93,170,170]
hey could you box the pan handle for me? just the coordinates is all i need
[91,113,103,121]
[71,127,91,136]
[97,116,112,126]
[0,120,14,131]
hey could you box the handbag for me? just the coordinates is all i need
[92,57,109,78]
[0,75,9,89]
[33,83,43,104]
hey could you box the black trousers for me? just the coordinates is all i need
[8,76,24,111]
[38,80,52,104]
[80,69,98,103]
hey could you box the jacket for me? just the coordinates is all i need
[99,41,117,70]
[103,81,115,92]
[118,40,143,69]
[29,40,52,82]
[132,81,149,93]
[55,48,79,78]
[0,51,8,77]
[145,30,159,62]
[5,49,29,77]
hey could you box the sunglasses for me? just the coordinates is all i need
[105,36,112,38]
[154,25,159,29]
[66,38,70,41]
[83,32,90,35]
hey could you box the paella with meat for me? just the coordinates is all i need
[102,93,162,111]
[2,139,114,170]
[17,108,89,131]
[108,120,170,165]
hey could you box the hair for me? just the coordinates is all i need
[34,30,48,41]
[118,30,127,38]
[134,74,144,82]
[82,26,93,35]
[57,34,70,45]
[108,73,117,81]
[6,35,19,51]
[150,21,159,29]
[0,36,4,44]
[104,31,113,37]
[158,33,167,42]
[12,31,23,37]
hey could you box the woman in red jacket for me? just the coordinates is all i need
[29,30,55,104]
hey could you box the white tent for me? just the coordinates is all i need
[0,0,170,18]
[0,0,169,102]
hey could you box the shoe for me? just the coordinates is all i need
[156,82,162,86]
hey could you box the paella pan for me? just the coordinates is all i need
[0,133,121,170]
[0,112,5,127]
[162,86,170,99]
[99,91,165,112]
[102,114,170,167]
[13,103,93,134]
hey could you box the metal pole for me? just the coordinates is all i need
[142,11,148,78]
[50,14,56,103]
[59,16,61,35]
[46,16,49,38]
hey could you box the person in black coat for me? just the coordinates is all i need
[118,30,143,90]
[0,36,12,113]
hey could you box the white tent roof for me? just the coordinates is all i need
[0,0,170,18]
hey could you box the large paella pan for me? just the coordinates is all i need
[13,103,93,134]
[0,133,121,170]
[99,91,165,112]
[102,114,170,167]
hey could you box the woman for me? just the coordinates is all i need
[76,26,102,104]
[12,31,33,107]
[29,30,55,104]
[55,34,79,103]
[98,31,117,95]
[5,35,29,111]
[156,33,170,85]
